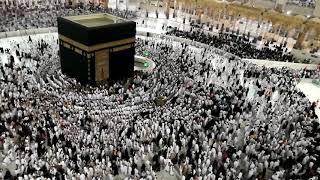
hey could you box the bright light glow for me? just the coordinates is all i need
[286,11,291,15]
[307,15,311,18]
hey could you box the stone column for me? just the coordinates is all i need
[165,0,170,19]
[173,0,177,18]
[249,0,255,7]
[71,0,77,6]
[274,0,287,12]
[294,28,308,49]
[314,0,320,17]
[104,0,108,8]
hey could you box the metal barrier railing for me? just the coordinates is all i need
[0,27,58,39]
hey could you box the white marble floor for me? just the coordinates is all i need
[297,79,320,121]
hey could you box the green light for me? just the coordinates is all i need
[144,51,149,56]
[144,62,149,67]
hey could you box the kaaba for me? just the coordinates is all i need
[57,13,136,85]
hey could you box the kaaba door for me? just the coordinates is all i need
[95,50,109,82]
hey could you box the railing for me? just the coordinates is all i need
[242,58,319,70]
[0,27,58,39]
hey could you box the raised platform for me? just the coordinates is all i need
[242,58,319,70]
[134,55,156,72]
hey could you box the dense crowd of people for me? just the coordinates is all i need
[0,0,311,64]
[168,29,294,63]
[0,29,319,179]
[287,0,315,8]
[0,2,320,180]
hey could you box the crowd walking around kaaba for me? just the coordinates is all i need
[1,2,320,180]
[167,29,294,63]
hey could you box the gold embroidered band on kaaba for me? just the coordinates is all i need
[59,34,135,52]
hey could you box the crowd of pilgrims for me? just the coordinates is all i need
[0,3,137,32]
[0,0,303,63]
[167,28,294,63]
[0,2,320,180]
[287,0,315,7]
[0,27,320,179]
